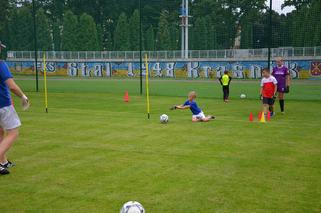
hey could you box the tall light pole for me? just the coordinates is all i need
[139,0,143,95]
[180,0,191,59]
[32,0,39,92]
[268,0,273,70]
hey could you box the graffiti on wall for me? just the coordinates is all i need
[6,60,320,79]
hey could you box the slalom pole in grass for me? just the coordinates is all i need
[43,52,48,113]
[144,54,150,119]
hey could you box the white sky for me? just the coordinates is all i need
[267,0,296,14]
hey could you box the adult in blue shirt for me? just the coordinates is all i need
[171,91,215,122]
[0,41,29,175]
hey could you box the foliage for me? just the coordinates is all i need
[61,10,78,51]
[1,0,320,51]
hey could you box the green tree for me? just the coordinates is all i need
[169,23,179,50]
[0,0,9,36]
[145,25,155,51]
[36,8,52,51]
[52,20,61,51]
[114,12,129,51]
[77,13,99,51]
[157,10,171,50]
[193,17,208,50]
[8,5,33,50]
[61,10,78,51]
[102,18,114,51]
[129,9,140,51]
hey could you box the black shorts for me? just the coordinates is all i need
[263,97,274,105]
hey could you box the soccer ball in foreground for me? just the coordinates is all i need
[240,94,247,99]
[120,201,145,213]
[160,114,169,123]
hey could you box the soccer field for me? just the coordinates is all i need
[1,77,321,212]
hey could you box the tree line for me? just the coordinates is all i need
[0,0,320,52]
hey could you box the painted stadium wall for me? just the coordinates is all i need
[6,60,321,79]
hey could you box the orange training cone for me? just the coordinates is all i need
[258,111,262,120]
[124,90,129,102]
[249,112,254,122]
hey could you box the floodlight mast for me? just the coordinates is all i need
[180,0,191,59]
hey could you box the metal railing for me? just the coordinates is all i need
[7,47,321,61]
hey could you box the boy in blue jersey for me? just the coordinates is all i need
[170,91,215,122]
[0,42,29,175]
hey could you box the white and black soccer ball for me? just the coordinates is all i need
[160,114,169,123]
[240,94,247,99]
[120,201,145,213]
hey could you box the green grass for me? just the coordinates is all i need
[1,77,321,212]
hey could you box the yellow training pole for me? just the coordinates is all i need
[43,52,48,113]
[144,54,150,119]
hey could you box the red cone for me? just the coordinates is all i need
[124,90,129,102]
[267,111,271,121]
[249,112,254,122]
[258,111,262,120]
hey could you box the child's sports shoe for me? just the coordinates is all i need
[0,165,9,175]
[270,112,275,117]
[1,160,15,168]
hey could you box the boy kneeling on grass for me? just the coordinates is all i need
[170,91,215,122]
[260,68,278,118]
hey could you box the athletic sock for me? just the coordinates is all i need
[279,100,285,112]
[0,161,8,166]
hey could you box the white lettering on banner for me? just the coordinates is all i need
[68,63,78,76]
[288,62,298,79]
[128,63,134,77]
[215,65,227,78]
[166,63,175,78]
[39,62,55,72]
[94,64,102,77]
[153,63,162,77]
[46,62,55,72]
[142,62,147,76]
[232,64,244,78]
[105,63,111,77]
[188,62,199,78]
[249,65,262,79]
[11,60,311,79]
[202,66,212,78]
[81,63,91,77]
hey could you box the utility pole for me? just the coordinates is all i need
[180,0,191,59]
[139,0,143,95]
[268,0,273,70]
[32,0,39,92]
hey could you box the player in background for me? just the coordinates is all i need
[170,91,215,122]
[260,68,277,118]
[272,57,291,114]
[0,41,30,175]
[219,70,232,103]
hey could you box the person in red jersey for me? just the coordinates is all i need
[260,68,278,118]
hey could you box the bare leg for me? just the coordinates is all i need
[0,128,6,163]
[192,116,215,122]
[192,117,201,122]
[0,128,19,163]
[263,104,269,116]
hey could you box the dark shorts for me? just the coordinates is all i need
[277,83,286,93]
[263,97,274,105]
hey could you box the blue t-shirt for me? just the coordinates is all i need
[0,61,13,108]
[183,100,202,115]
